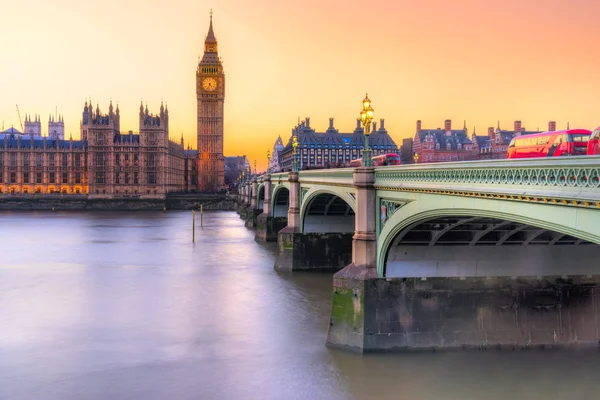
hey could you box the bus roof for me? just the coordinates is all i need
[515,129,592,139]
[373,153,400,157]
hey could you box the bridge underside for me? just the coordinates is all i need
[386,216,598,278]
[303,193,354,233]
[273,188,289,217]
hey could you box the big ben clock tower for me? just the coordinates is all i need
[197,11,225,192]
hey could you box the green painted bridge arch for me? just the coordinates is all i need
[263,156,600,276]
[375,156,600,277]
[269,173,291,218]
[298,169,356,234]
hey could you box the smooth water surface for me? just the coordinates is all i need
[1,211,599,399]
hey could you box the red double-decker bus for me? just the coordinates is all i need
[507,129,591,159]
[587,127,600,155]
[349,153,401,167]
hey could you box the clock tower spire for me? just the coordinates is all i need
[196,10,225,192]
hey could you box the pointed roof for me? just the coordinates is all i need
[205,11,217,44]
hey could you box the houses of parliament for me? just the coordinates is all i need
[0,15,225,197]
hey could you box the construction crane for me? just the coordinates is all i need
[16,104,24,131]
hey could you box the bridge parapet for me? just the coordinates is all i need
[297,168,354,187]
[376,156,600,204]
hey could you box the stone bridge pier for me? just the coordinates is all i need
[238,181,252,220]
[245,178,262,228]
[274,171,354,272]
[255,174,287,241]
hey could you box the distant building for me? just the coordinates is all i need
[472,121,551,159]
[269,136,284,172]
[400,138,413,164]
[412,119,476,163]
[278,117,399,171]
[225,155,250,186]
[196,14,225,192]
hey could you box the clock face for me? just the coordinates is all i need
[202,77,217,91]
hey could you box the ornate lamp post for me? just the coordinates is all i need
[267,150,271,173]
[359,94,375,167]
[254,160,257,176]
[413,152,419,164]
[292,135,299,172]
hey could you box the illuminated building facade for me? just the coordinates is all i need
[196,13,225,192]
[278,117,399,171]
[0,101,186,197]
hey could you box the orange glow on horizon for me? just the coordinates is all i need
[3,0,600,171]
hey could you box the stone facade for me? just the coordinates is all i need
[196,14,225,192]
[279,118,399,171]
[412,119,476,163]
[0,102,186,198]
[471,121,556,159]
[269,136,284,172]
[413,119,560,162]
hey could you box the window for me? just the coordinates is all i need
[96,173,105,185]
[10,172,16,183]
[36,172,42,183]
[148,172,156,185]
[75,173,81,184]
[95,153,106,167]
[23,153,29,167]
[125,173,129,184]
[10,153,17,167]
[49,153,55,167]
[49,172,55,184]
[23,172,29,184]
[134,173,139,184]
[62,172,68,184]
[570,134,590,142]
[62,154,68,167]
[75,154,81,167]
[36,154,42,167]
[115,173,121,184]
[115,153,120,165]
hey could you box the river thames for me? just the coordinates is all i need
[1,211,599,399]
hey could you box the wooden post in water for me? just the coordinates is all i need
[200,204,203,227]
[192,210,195,243]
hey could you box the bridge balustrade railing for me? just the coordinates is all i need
[375,156,600,203]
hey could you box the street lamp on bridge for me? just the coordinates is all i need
[292,135,299,172]
[254,160,257,176]
[359,94,374,167]
[267,150,271,173]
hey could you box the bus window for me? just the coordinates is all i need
[569,134,590,142]
[508,138,516,148]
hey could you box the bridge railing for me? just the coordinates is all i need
[375,156,600,202]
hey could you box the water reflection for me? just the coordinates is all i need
[0,211,599,399]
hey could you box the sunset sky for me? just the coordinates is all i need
[2,0,600,169]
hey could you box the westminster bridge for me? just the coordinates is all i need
[236,156,600,352]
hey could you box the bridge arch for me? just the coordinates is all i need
[257,183,265,210]
[271,185,290,217]
[377,197,600,277]
[300,189,355,233]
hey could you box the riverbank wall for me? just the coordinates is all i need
[0,194,236,211]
